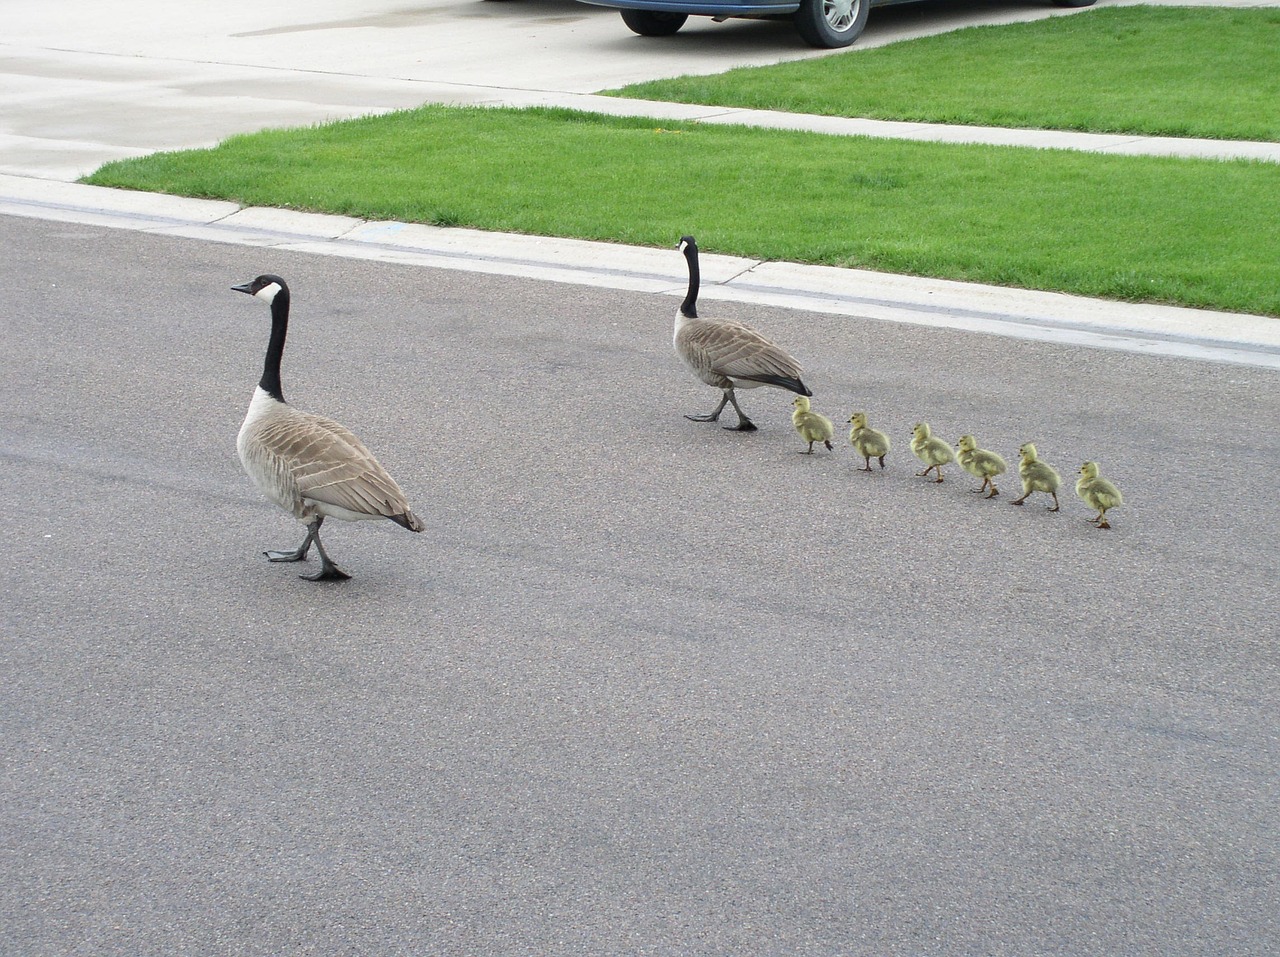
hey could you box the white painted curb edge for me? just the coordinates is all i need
[3,173,1277,370]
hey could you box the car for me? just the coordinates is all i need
[576,0,1097,50]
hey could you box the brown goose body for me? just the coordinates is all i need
[237,389,422,530]
[675,316,808,395]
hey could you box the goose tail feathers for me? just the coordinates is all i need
[391,510,425,533]
[740,373,812,396]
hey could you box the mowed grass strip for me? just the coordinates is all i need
[83,106,1280,316]
[606,6,1280,142]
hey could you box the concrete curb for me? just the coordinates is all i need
[3,173,1278,370]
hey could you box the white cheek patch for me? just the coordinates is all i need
[254,282,282,303]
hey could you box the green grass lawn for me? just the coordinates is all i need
[605,6,1280,142]
[83,106,1280,316]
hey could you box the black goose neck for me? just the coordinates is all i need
[260,287,290,403]
[680,242,700,319]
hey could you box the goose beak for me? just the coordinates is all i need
[231,281,254,295]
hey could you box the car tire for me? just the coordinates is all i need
[793,0,870,48]
[620,9,690,36]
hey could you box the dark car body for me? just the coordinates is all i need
[577,0,1096,49]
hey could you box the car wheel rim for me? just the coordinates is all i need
[823,0,856,30]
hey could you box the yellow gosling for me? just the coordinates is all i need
[792,396,835,454]
[1011,442,1061,511]
[1076,461,1124,529]
[848,412,891,472]
[956,434,1008,499]
[911,422,954,483]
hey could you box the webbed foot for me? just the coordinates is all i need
[265,548,308,563]
[302,564,352,581]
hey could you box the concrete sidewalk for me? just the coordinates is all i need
[4,0,1279,181]
[2,47,1277,182]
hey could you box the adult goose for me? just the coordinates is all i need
[674,235,812,431]
[232,274,423,581]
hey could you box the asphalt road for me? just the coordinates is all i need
[2,214,1277,955]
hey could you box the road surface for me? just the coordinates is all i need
[2,214,1277,955]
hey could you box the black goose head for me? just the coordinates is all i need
[232,274,290,304]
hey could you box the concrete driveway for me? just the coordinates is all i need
[0,0,1150,180]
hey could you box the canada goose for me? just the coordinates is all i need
[848,412,890,471]
[1076,461,1123,529]
[956,435,1008,498]
[1011,442,1061,511]
[232,274,423,581]
[911,422,954,483]
[792,396,835,453]
[674,235,812,432]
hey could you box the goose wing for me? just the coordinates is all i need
[679,318,808,391]
[267,411,422,528]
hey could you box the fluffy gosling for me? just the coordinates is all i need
[911,422,954,483]
[792,396,835,454]
[956,435,1007,498]
[1011,442,1061,511]
[1076,461,1124,529]
[848,412,890,471]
